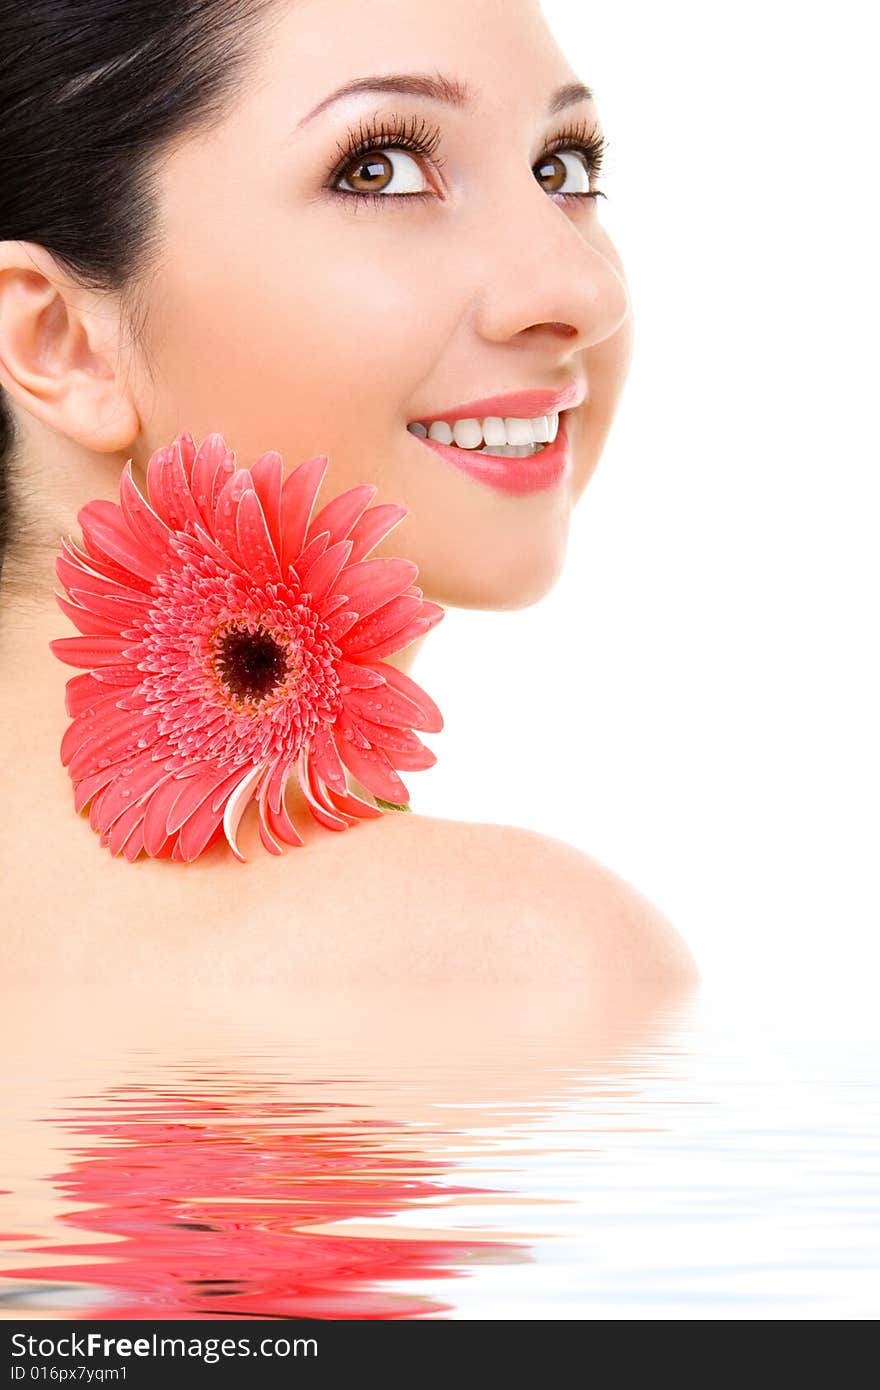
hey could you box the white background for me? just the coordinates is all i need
[413,0,879,1003]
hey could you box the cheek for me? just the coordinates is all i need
[570,312,635,492]
[146,223,449,469]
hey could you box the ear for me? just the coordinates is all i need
[0,240,142,452]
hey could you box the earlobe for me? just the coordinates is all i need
[0,242,142,454]
[59,368,143,454]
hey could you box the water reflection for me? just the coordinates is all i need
[3,1083,530,1318]
[4,961,879,1318]
[1,973,690,1319]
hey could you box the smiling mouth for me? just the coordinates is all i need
[406,411,561,457]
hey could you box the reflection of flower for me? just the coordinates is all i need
[49,432,444,862]
[3,1087,518,1320]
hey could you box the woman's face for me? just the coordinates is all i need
[133,0,633,610]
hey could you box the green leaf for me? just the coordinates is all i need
[373,797,412,813]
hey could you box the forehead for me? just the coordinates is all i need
[251,0,577,123]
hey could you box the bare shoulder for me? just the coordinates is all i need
[348,813,699,990]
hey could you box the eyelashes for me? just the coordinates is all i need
[328,112,446,175]
[324,111,609,208]
[539,118,608,197]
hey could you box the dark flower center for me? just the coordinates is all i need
[213,624,290,703]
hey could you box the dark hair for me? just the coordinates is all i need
[0,0,280,601]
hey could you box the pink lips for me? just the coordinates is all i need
[413,380,587,424]
[406,380,586,496]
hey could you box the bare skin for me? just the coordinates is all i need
[0,0,698,1006]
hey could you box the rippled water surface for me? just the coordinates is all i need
[2,983,878,1319]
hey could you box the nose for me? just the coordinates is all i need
[469,179,630,353]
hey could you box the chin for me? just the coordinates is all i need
[419,531,569,612]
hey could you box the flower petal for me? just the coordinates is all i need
[342,682,427,730]
[222,761,270,862]
[181,521,247,577]
[324,785,383,820]
[142,774,186,856]
[348,715,436,764]
[327,556,418,619]
[265,794,306,847]
[172,822,227,861]
[48,634,137,669]
[363,660,445,733]
[339,594,423,657]
[346,502,408,565]
[167,763,237,835]
[190,433,236,529]
[257,760,286,854]
[167,765,244,862]
[173,430,197,483]
[70,532,156,595]
[93,756,172,831]
[73,761,123,813]
[349,604,444,663]
[333,715,411,803]
[56,541,148,602]
[213,468,254,566]
[307,724,348,793]
[310,776,359,827]
[61,686,130,765]
[306,483,376,549]
[263,760,306,847]
[236,485,282,583]
[121,822,147,862]
[91,663,144,687]
[249,449,284,562]
[324,608,361,643]
[103,796,149,857]
[300,538,353,609]
[66,585,150,626]
[280,455,328,574]
[68,710,152,780]
[147,438,203,532]
[292,530,330,585]
[53,592,125,638]
[78,498,160,584]
[63,671,106,718]
[119,461,174,563]
[297,748,350,831]
[335,659,385,690]
[176,796,225,862]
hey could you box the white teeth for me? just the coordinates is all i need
[409,412,560,451]
[482,416,507,447]
[427,420,454,444]
[532,416,550,444]
[503,417,534,446]
[452,418,483,449]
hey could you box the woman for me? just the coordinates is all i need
[0,0,695,996]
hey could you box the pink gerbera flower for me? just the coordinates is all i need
[49,431,445,863]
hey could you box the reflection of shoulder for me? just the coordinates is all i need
[374,814,699,990]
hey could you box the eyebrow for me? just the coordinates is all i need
[296,72,594,128]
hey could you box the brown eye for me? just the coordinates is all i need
[335,147,428,197]
[534,149,592,195]
[342,151,393,193]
